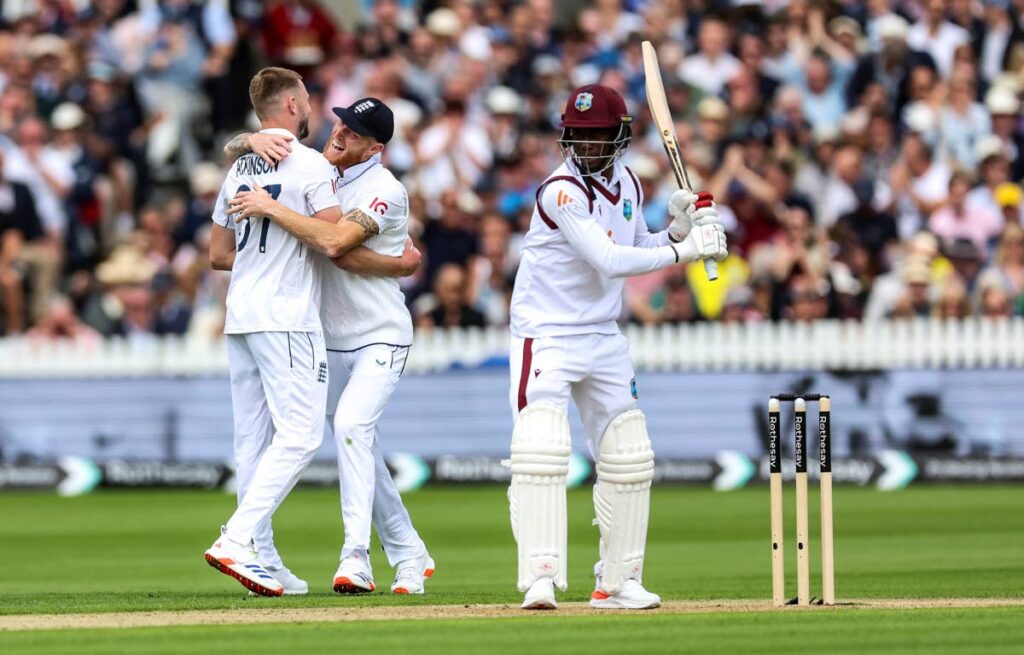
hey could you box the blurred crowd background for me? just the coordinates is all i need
[0,0,1023,344]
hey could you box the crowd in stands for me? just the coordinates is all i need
[0,0,1023,343]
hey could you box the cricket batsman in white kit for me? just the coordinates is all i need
[204,67,341,597]
[509,84,727,610]
[228,98,434,595]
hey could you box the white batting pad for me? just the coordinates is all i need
[594,409,655,594]
[508,403,571,592]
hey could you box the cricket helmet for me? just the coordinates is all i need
[558,84,632,176]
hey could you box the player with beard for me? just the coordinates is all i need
[227,98,435,595]
[507,85,727,610]
[203,67,342,596]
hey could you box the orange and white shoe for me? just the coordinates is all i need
[590,579,661,610]
[248,564,308,596]
[204,530,283,597]
[391,553,435,595]
[333,554,376,594]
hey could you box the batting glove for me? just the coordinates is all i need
[667,190,714,243]
[673,204,728,263]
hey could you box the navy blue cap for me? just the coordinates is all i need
[332,97,394,145]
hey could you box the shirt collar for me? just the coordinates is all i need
[259,127,297,139]
[339,153,381,187]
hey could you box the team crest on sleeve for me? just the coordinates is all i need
[574,92,593,112]
[623,199,633,221]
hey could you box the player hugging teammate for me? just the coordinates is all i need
[205,67,432,597]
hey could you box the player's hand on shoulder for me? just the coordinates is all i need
[227,185,274,222]
[249,133,293,166]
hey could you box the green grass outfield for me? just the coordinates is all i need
[1,485,1022,652]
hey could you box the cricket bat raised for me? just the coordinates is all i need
[641,40,718,281]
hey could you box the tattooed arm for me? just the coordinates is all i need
[222,132,294,166]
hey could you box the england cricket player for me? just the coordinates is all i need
[227,98,434,595]
[203,67,341,597]
[508,84,727,610]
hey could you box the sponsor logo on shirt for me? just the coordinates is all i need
[557,190,574,207]
[369,197,389,215]
[630,377,638,399]
[623,199,633,221]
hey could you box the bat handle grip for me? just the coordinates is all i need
[703,258,718,281]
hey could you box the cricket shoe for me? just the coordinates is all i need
[333,554,376,594]
[391,553,436,595]
[590,579,661,610]
[521,577,557,610]
[204,530,283,597]
[248,564,308,596]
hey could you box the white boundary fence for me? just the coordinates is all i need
[2,317,1024,378]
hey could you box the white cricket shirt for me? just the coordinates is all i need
[320,153,414,351]
[510,160,679,338]
[212,128,340,334]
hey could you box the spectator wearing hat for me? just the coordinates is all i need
[994,182,1023,225]
[967,135,1014,218]
[847,14,937,118]
[932,274,972,319]
[985,85,1024,179]
[929,171,1002,255]
[865,230,951,320]
[81,244,158,337]
[887,256,935,319]
[486,86,525,165]
[49,102,106,268]
[945,237,986,293]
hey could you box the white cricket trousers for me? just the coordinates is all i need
[508,333,638,453]
[327,344,426,567]
[225,331,328,557]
